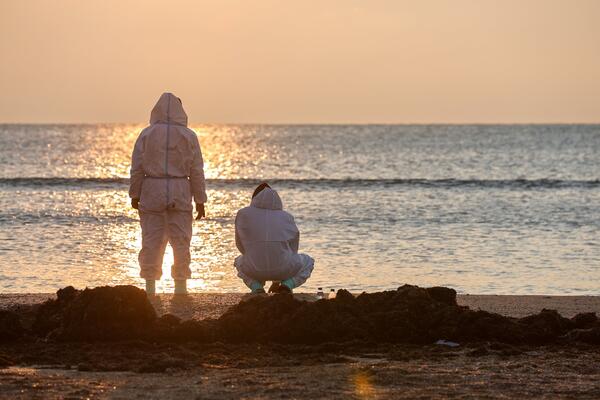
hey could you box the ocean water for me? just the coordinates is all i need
[0,124,599,294]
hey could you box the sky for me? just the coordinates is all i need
[1,0,599,124]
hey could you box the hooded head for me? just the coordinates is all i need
[150,92,188,126]
[252,182,271,199]
[250,187,283,210]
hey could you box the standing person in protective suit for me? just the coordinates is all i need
[129,93,207,295]
[234,183,314,294]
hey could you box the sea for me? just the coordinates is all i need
[0,124,598,294]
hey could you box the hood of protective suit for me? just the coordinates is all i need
[130,92,207,210]
[150,92,188,126]
[251,188,283,210]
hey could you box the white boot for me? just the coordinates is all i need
[174,280,188,295]
[145,279,156,296]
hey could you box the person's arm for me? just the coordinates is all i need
[129,133,145,207]
[235,214,245,254]
[190,134,208,213]
[288,215,300,253]
[289,231,300,253]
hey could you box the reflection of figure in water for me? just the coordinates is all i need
[234,183,315,294]
[129,93,207,295]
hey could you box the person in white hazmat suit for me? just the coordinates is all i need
[234,183,314,294]
[129,93,207,295]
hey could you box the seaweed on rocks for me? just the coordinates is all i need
[32,286,79,336]
[518,309,574,344]
[211,285,600,345]
[571,312,598,329]
[0,310,24,342]
[33,286,156,341]
[16,284,600,345]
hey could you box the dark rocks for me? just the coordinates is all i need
[0,310,24,342]
[13,284,600,346]
[210,287,516,344]
[426,286,457,306]
[33,285,156,341]
[518,309,574,344]
[0,353,14,368]
[563,327,600,345]
[33,286,81,336]
[572,312,598,329]
[334,289,355,304]
[208,287,600,346]
[57,286,78,302]
[438,308,526,344]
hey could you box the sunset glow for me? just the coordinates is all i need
[1,0,599,124]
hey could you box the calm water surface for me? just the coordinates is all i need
[0,124,599,294]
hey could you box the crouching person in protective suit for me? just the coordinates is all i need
[129,92,207,295]
[234,183,314,294]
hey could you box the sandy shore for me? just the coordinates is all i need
[2,291,600,399]
[2,292,600,319]
[2,346,600,399]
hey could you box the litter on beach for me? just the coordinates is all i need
[435,340,460,347]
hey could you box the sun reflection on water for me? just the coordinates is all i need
[87,124,257,292]
[3,124,600,294]
[352,370,377,399]
[115,191,247,293]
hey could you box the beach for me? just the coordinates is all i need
[3,346,600,399]
[3,291,600,320]
[2,124,599,400]
[2,290,600,399]
[3,2,600,398]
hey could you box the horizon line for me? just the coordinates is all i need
[1,121,600,126]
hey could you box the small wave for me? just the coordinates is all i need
[0,177,598,189]
[0,177,130,187]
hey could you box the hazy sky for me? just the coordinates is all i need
[1,0,599,123]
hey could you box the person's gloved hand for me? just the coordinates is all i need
[195,202,205,220]
[131,198,139,210]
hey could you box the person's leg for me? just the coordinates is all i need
[167,210,193,293]
[234,256,265,293]
[145,279,156,295]
[268,281,282,293]
[282,254,315,290]
[139,211,168,290]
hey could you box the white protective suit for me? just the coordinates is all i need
[234,188,314,289]
[129,93,207,280]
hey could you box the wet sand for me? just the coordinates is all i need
[2,292,600,399]
[2,346,600,399]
